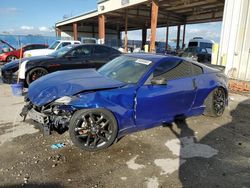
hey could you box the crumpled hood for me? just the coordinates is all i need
[28,69,126,107]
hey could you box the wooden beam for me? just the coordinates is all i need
[98,14,105,44]
[176,24,181,50]
[56,27,61,37]
[73,23,78,40]
[166,25,169,50]
[142,26,147,50]
[166,0,218,11]
[124,10,128,52]
[92,25,95,38]
[150,0,159,53]
[182,24,186,49]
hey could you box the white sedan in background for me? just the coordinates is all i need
[23,40,81,57]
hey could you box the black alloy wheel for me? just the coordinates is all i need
[26,67,48,85]
[213,88,226,116]
[204,87,226,117]
[69,109,118,151]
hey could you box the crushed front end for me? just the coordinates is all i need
[20,97,76,135]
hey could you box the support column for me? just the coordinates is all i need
[150,0,159,53]
[92,25,95,38]
[124,10,128,52]
[117,30,121,47]
[165,25,169,50]
[142,26,147,50]
[182,24,186,49]
[56,27,61,37]
[176,24,181,50]
[73,23,78,40]
[98,14,105,44]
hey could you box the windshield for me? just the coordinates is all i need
[98,56,153,84]
[82,39,97,44]
[50,45,73,57]
[49,41,60,49]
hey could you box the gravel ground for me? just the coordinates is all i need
[0,72,249,188]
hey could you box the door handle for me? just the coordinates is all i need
[192,78,197,90]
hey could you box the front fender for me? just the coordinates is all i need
[68,87,136,137]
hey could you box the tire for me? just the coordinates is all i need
[26,67,48,85]
[69,108,118,151]
[6,55,18,62]
[204,87,226,117]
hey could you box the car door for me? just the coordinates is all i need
[135,60,197,128]
[59,45,94,70]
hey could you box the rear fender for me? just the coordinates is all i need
[192,73,228,109]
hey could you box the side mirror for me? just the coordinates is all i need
[151,77,167,85]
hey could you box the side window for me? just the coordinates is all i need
[32,45,42,50]
[58,42,71,49]
[23,45,32,51]
[153,60,192,80]
[70,46,92,57]
[192,63,203,76]
[200,42,212,49]
[94,46,111,55]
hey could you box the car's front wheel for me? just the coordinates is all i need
[26,67,48,85]
[69,109,118,151]
[204,87,226,117]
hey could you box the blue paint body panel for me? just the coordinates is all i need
[27,54,228,138]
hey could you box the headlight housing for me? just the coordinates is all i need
[54,96,73,104]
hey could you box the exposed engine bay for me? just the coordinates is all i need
[20,99,75,135]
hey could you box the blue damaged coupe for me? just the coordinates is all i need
[21,54,228,151]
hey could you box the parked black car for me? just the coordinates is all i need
[179,47,211,63]
[1,44,122,86]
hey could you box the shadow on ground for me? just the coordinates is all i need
[170,99,250,187]
[0,183,64,188]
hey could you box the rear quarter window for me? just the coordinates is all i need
[154,60,192,80]
[192,63,203,75]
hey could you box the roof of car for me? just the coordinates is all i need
[55,40,81,43]
[125,53,184,63]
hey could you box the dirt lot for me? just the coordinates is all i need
[0,76,249,188]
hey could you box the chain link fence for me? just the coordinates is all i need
[0,34,71,49]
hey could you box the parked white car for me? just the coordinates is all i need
[23,40,81,57]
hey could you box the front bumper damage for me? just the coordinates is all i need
[20,100,75,135]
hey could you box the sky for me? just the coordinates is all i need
[0,0,222,43]
[0,0,97,35]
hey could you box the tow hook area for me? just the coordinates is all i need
[20,103,32,121]
[20,103,52,136]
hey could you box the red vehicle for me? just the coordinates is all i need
[0,40,48,63]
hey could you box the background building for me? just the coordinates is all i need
[56,0,250,86]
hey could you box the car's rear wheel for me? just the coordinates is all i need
[69,109,118,151]
[204,87,226,117]
[26,67,48,85]
[7,55,18,62]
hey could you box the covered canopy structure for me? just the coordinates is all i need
[55,0,224,52]
[56,0,250,84]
